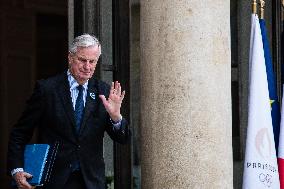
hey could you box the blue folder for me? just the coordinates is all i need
[24,144,50,186]
[18,143,59,186]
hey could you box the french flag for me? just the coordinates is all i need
[259,16,282,189]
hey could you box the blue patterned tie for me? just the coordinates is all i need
[75,85,84,133]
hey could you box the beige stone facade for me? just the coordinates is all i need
[0,0,279,188]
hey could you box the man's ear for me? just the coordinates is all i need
[68,53,73,64]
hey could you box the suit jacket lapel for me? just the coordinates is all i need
[57,73,77,130]
[79,78,99,135]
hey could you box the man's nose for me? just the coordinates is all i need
[83,62,91,69]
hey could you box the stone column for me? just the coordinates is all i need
[140,0,232,188]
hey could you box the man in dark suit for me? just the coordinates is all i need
[7,34,130,189]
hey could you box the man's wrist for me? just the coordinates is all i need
[110,115,123,131]
[11,168,24,177]
[110,114,122,123]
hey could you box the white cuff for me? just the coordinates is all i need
[110,115,122,130]
[11,168,24,177]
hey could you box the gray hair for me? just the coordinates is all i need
[69,34,101,55]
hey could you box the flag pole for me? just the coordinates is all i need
[259,0,265,19]
[252,0,257,14]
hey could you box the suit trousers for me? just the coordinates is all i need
[62,170,86,189]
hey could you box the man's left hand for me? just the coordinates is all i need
[99,81,125,122]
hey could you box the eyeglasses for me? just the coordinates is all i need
[73,55,99,65]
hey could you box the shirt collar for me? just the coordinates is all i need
[67,70,88,90]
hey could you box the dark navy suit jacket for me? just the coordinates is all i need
[7,72,130,189]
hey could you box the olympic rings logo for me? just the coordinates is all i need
[259,173,273,187]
